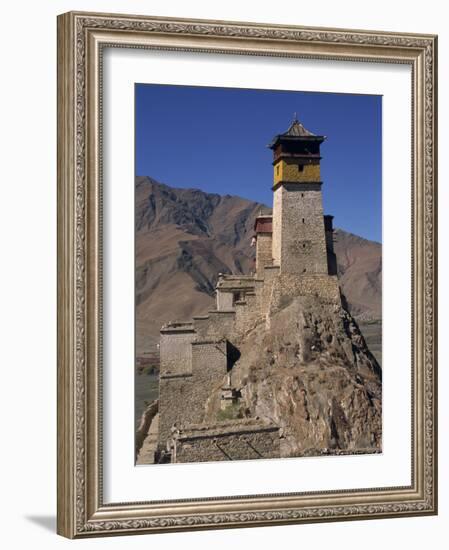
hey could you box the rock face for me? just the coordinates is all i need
[204,296,382,457]
[135,177,382,355]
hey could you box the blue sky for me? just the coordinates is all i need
[135,84,382,243]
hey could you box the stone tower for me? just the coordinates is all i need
[269,117,328,274]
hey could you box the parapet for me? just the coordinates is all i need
[159,322,195,376]
[160,321,195,334]
[177,418,279,439]
[172,419,281,463]
[216,275,256,292]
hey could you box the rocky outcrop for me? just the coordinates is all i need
[204,295,382,458]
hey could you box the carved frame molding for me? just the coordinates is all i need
[57,11,437,538]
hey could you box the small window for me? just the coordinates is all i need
[301,193,304,198]
[298,165,304,172]
[302,218,305,223]
[276,165,280,175]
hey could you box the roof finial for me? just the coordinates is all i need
[293,111,298,122]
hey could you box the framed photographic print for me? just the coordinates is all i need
[57,11,438,538]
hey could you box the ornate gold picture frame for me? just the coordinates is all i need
[57,11,437,538]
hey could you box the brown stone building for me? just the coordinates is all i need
[155,117,345,464]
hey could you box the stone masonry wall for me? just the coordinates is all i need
[216,290,234,311]
[158,326,196,446]
[267,274,341,321]
[158,338,229,448]
[279,183,328,274]
[193,311,236,341]
[189,340,228,424]
[158,374,193,447]
[272,187,282,265]
[235,293,260,335]
[253,279,265,314]
[174,422,280,463]
[256,233,272,276]
[259,266,280,316]
[159,328,195,376]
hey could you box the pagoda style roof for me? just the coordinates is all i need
[269,116,325,148]
[283,118,316,137]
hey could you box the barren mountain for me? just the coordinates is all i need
[135,177,382,355]
[333,229,382,321]
[135,176,265,354]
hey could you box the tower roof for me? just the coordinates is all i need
[283,118,316,138]
[268,116,325,149]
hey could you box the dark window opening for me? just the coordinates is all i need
[226,341,241,372]
[298,165,305,172]
[302,218,305,223]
